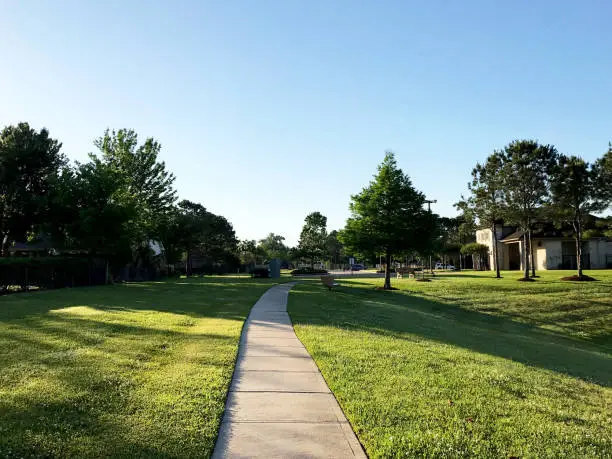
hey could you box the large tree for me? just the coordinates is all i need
[94,129,176,252]
[594,143,612,204]
[462,152,505,278]
[501,140,557,280]
[0,123,64,255]
[173,200,209,276]
[326,230,345,266]
[238,239,267,266]
[340,152,432,290]
[258,233,290,260]
[172,200,238,275]
[550,155,609,279]
[57,159,136,262]
[297,212,328,267]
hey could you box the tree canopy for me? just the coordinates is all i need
[500,140,558,279]
[0,123,65,255]
[0,122,241,279]
[297,212,328,266]
[94,129,176,247]
[340,152,433,289]
[258,233,290,261]
[550,155,609,278]
[461,151,505,277]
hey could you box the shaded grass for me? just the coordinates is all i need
[288,271,612,458]
[0,276,285,458]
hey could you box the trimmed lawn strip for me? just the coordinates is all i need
[289,271,612,458]
[0,276,284,458]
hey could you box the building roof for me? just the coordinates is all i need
[499,230,524,243]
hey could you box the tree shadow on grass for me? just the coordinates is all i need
[0,277,288,323]
[289,284,612,387]
[1,389,216,458]
[0,310,237,458]
[327,278,612,346]
[0,277,287,457]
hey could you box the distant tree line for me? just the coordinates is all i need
[237,214,347,271]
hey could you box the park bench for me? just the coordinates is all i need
[320,275,339,291]
[396,267,416,279]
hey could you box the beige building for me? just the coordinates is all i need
[476,224,612,271]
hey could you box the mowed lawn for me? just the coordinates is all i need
[0,276,284,458]
[288,270,612,458]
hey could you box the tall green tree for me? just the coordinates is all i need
[0,123,64,255]
[198,213,238,267]
[258,233,289,260]
[501,140,557,280]
[174,200,208,276]
[156,205,185,267]
[238,240,266,266]
[340,152,432,289]
[594,143,612,204]
[550,155,609,279]
[326,230,345,265]
[462,152,506,278]
[58,159,136,262]
[172,200,238,275]
[94,129,176,253]
[297,212,328,267]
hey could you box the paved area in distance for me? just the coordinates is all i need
[213,282,366,458]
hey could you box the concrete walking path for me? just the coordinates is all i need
[213,282,366,458]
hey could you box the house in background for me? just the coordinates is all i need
[476,220,612,271]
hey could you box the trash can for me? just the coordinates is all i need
[268,259,281,278]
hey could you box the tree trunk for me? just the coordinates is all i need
[523,232,530,279]
[384,251,392,289]
[186,250,193,276]
[529,230,536,277]
[575,220,583,278]
[492,224,501,278]
[1,235,10,257]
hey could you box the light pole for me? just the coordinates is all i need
[424,199,437,276]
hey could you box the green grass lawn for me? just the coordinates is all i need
[288,270,612,458]
[0,275,285,458]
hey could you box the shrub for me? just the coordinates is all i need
[252,266,270,278]
[0,256,106,294]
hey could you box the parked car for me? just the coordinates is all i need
[350,264,365,271]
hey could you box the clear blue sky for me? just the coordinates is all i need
[2,1,611,246]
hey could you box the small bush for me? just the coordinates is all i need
[252,266,270,278]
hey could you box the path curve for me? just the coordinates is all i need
[213,282,366,458]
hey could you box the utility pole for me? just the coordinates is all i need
[424,199,437,276]
[425,199,437,213]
